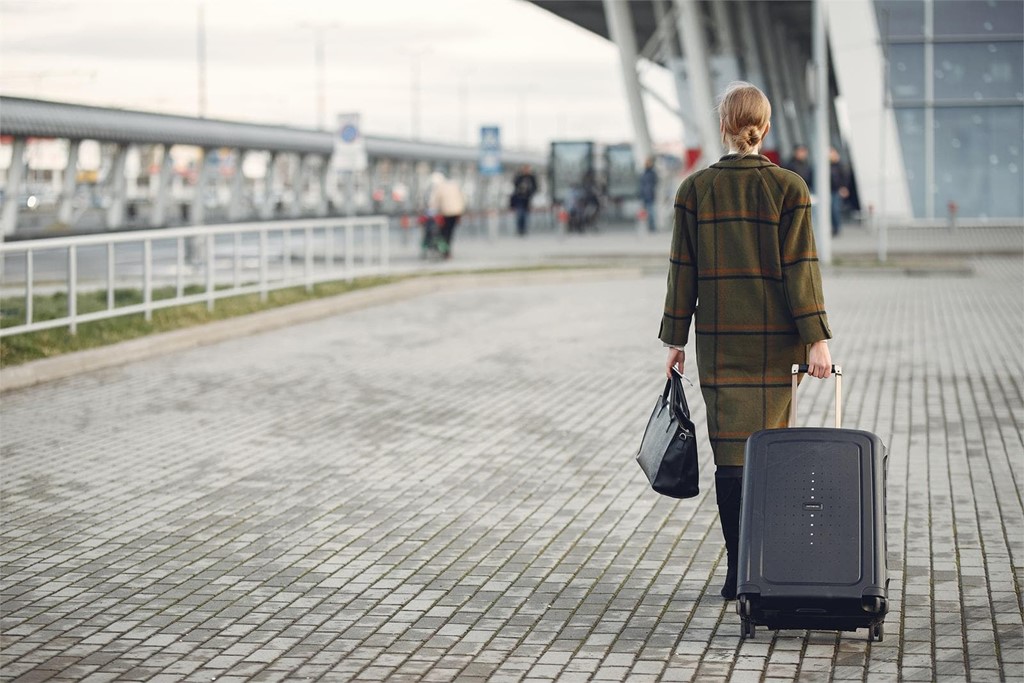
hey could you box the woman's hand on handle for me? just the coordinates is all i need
[807,341,832,379]
[666,348,685,378]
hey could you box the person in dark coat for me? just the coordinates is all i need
[660,82,833,600]
[782,144,813,191]
[829,147,851,236]
[509,165,538,237]
[638,156,659,233]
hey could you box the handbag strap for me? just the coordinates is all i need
[669,369,691,422]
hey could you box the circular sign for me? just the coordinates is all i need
[340,124,359,143]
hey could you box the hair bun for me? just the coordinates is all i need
[743,125,762,146]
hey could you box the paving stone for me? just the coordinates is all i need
[2,255,1023,682]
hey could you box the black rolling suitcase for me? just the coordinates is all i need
[736,364,888,641]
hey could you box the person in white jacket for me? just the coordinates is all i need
[428,171,466,259]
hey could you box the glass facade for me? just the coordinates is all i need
[876,0,1024,219]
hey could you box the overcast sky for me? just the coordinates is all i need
[0,0,682,151]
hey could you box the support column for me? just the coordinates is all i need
[1,137,27,237]
[192,147,211,225]
[813,0,832,263]
[774,23,805,147]
[151,144,174,228]
[784,39,813,147]
[923,0,935,218]
[316,155,330,217]
[709,0,742,93]
[752,1,793,155]
[228,148,247,221]
[734,1,767,87]
[262,151,278,219]
[290,153,309,218]
[106,143,128,230]
[603,0,653,167]
[656,0,700,165]
[57,139,81,226]
[674,0,720,168]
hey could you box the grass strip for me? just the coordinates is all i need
[0,264,609,368]
[0,277,397,368]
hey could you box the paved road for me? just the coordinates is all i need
[1,258,1022,681]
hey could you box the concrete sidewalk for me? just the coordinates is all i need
[1,255,1022,681]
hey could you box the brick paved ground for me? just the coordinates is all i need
[1,254,1022,681]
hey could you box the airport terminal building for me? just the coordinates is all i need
[532,0,1023,222]
[0,0,1020,233]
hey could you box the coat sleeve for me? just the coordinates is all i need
[779,187,832,345]
[659,179,698,347]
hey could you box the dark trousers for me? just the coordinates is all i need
[716,466,743,599]
[831,192,843,236]
[515,206,530,236]
[643,199,656,233]
[440,215,460,255]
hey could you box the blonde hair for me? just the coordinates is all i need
[717,81,771,156]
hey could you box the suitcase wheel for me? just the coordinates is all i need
[738,595,752,617]
[870,622,884,642]
[740,617,756,640]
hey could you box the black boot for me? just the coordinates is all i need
[715,471,743,600]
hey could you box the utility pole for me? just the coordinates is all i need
[299,23,339,130]
[813,0,832,264]
[197,2,207,118]
[404,46,432,140]
[315,28,326,130]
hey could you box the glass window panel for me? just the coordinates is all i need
[933,42,1024,101]
[894,108,927,217]
[875,0,925,38]
[934,0,1024,37]
[933,106,1024,218]
[889,43,926,102]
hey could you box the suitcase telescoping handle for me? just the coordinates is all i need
[789,364,843,428]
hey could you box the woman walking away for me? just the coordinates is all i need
[659,82,834,600]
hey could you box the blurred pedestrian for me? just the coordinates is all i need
[638,156,659,233]
[829,147,850,236]
[782,144,813,191]
[428,171,465,259]
[510,164,538,237]
[660,81,833,601]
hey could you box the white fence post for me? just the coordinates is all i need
[107,243,115,311]
[345,223,355,282]
[143,239,153,322]
[25,251,33,325]
[68,245,78,335]
[206,233,215,312]
[259,228,268,303]
[305,226,313,293]
[0,216,390,338]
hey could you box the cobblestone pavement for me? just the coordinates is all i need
[385,222,1023,273]
[2,257,1022,682]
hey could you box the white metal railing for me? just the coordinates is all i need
[0,216,390,337]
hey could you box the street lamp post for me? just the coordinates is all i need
[299,22,339,130]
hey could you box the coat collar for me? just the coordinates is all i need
[711,154,774,169]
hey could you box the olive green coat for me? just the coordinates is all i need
[659,154,832,466]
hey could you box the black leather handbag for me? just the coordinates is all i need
[635,368,700,499]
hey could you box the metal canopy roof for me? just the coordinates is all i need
[0,96,545,166]
[0,96,329,154]
[526,0,813,62]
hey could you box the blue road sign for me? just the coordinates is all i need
[479,126,502,176]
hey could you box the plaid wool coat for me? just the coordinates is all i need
[659,154,832,466]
